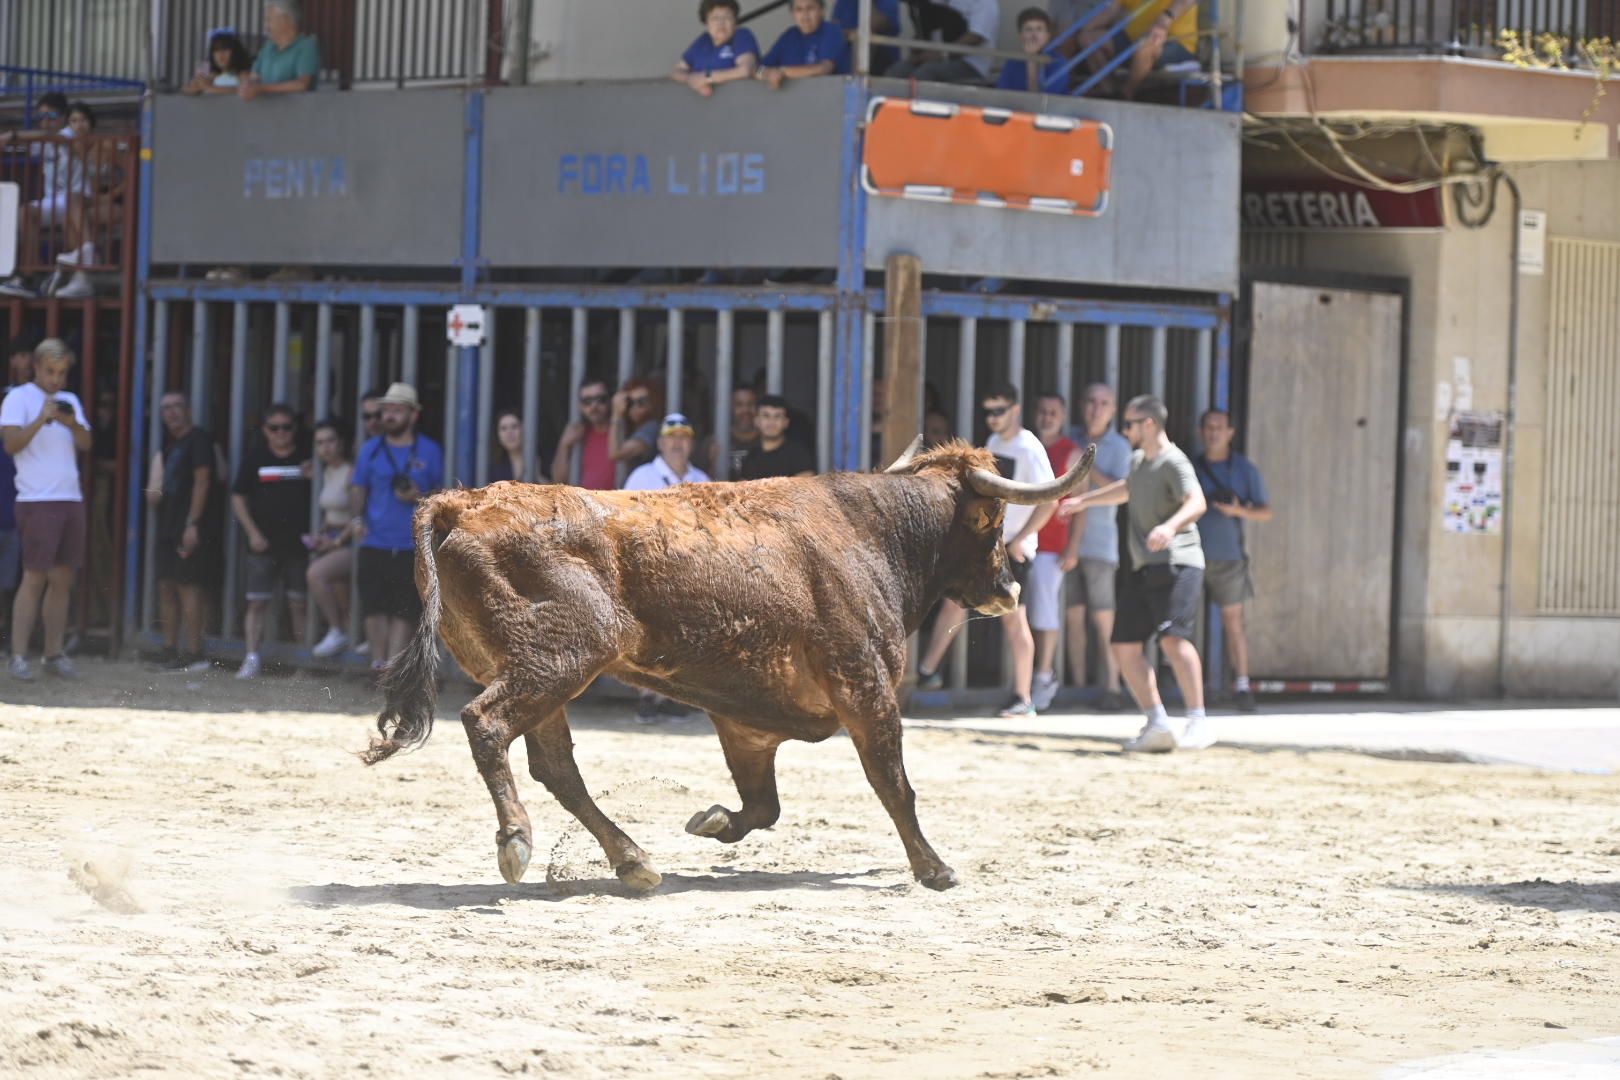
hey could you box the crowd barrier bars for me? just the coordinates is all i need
[666,308,684,415]
[565,307,586,485]
[522,308,541,484]
[816,310,834,474]
[714,309,735,479]
[766,310,785,396]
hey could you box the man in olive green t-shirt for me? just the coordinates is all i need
[1058,394,1211,754]
[240,0,320,100]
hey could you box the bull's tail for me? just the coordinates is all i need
[361,509,445,765]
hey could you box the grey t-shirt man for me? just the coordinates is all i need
[1125,443,1205,570]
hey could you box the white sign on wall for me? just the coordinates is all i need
[0,182,17,277]
[1518,209,1546,275]
[446,304,487,348]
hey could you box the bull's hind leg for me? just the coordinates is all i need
[523,711,662,893]
[685,714,784,843]
[837,683,958,891]
[461,680,540,885]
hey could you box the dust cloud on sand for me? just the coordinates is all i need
[1,661,1616,1078]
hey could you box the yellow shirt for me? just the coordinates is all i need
[1125,0,1198,55]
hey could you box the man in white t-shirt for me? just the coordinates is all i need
[623,413,712,491]
[916,383,1056,716]
[0,339,90,681]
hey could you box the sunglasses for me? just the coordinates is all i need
[627,395,651,407]
[1121,417,1147,428]
[982,405,1011,418]
[265,422,294,433]
[362,411,380,422]
[580,394,609,406]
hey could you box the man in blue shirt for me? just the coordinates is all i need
[831,0,901,72]
[673,0,761,97]
[348,383,443,673]
[996,8,1069,93]
[760,0,852,88]
[1193,409,1272,712]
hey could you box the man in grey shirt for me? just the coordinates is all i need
[1059,394,1210,752]
[1065,383,1131,711]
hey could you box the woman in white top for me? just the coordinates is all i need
[305,419,355,658]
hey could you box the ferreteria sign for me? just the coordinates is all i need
[1242,175,1446,231]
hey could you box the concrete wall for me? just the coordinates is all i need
[1247,160,1620,699]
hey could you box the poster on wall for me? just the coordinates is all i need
[1442,411,1504,534]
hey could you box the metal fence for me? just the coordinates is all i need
[1306,0,1620,54]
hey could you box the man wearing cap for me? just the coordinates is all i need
[623,413,712,491]
[347,383,443,672]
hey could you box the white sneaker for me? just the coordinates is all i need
[183,657,213,674]
[56,242,94,267]
[1122,719,1179,753]
[235,653,262,680]
[355,640,371,656]
[311,627,349,658]
[1031,671,1060,712]
[9,654,35,681]
[43,655,80,680]
[54,271,93,299]
[1180,716,1217,751]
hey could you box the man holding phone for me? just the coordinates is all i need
[1194,409,1272,712]
[0,339,91,681]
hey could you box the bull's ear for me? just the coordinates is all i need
[964,497,1002,534]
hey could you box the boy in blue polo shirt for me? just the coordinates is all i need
[673,0,761,97]
[997,8,1070,93]
[760,0,851,88]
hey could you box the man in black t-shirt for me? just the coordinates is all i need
[230,403,310,680]
[146,392,219,673]
[739,394,816,480]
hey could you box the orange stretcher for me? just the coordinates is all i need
[862,97,1113,216]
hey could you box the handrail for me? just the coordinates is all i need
[739,0,793,24]
[864,33,1058,65]
[0,65,148,128]
[0,131,139,276]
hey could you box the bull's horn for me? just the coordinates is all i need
[966,443,1096,505]
[882,434,926,474]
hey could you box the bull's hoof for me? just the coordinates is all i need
[918,865,960,891]
[498,835,531,885]
[684,805,732,839]
[616,859,663,894]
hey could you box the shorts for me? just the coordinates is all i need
[0,527,19,590]
[155,537,220,589]
[1112,563,1203,644]
[358,547,423,623]
[244,549,308,602]
[1065,557,1117,612]
[30,192,71,226]
[1007,551,1031,608]
[1159,40,1198,66]
[1027,552,1067,632]
[15,500,86,572]
[1205,558,1254,607]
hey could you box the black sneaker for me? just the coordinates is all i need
[1234,688,1257,713]
[150,648,182,671]
[656,698,693,718]
[916,669,945,691]
[1096,690,1127,712]
[634,696,663,724]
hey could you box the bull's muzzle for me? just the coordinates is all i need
[975,580,1019,617]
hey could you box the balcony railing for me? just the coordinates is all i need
[0,131,139,277]
[1308,0,1620,55]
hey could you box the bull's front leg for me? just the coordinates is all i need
[837,683,959,891]
[685,714,784,844]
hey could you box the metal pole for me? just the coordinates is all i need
[860,310,875,471]
[1150,325,1167,401]
[951,316,977,692]
[1056,323,1075,412]
[715,310,735,480]
[1104,323,1121,395]
[358,302,377,402]
[401,305,419,386]
[523,307,541,483]
[666,308,683,414]
[476,315,496,486]
[189,300,209,425]
[141,301,168,636]
[856,0,872,75]
[1008,319,1027,403]
[308,303,333,646]
[766,309,785,395]
[568,307,587,485]
[272,301,290,403]
[223,303,247,642]
[817,310,834,474]
[1193,328,1212,436]
[617,307,636,486]
[444,345,460,487]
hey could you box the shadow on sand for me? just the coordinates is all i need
[1404,879,1620,914]
[289,866,896,910]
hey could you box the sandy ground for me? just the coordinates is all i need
[1,661,1616,1079]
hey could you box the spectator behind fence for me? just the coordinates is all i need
[739,395,815,479]
[997,8,1068,93]
[231,403,310,681]
[1069,0,1197,99]
[1059,394,1210,752]
[147,392,220,674]
[183,30,254,95]
[349,383,443,673]
[307,419,355,659]
[551,377,616,489]
[887,0,1000,84]
[610,378,664,475]
[241,0,320,100]
[489,409,532,483]
[916,382,1055,717]
[1028,392,1084,711]
[1063,383,1130,709]
[1194,409,1272,713]
[759,0,851,89]
[923,409,953,449]
[0,95,97,300]
[0,345,31,650]
[674,0,761,97]
[625,413,712,490]
[354,387,385,457]
[832,0,902,72]
[705,385,760,478]
[1,339,90,681]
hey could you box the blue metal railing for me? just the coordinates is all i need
[0,65,147,127]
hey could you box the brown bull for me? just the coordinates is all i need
[362,438,1094,892]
